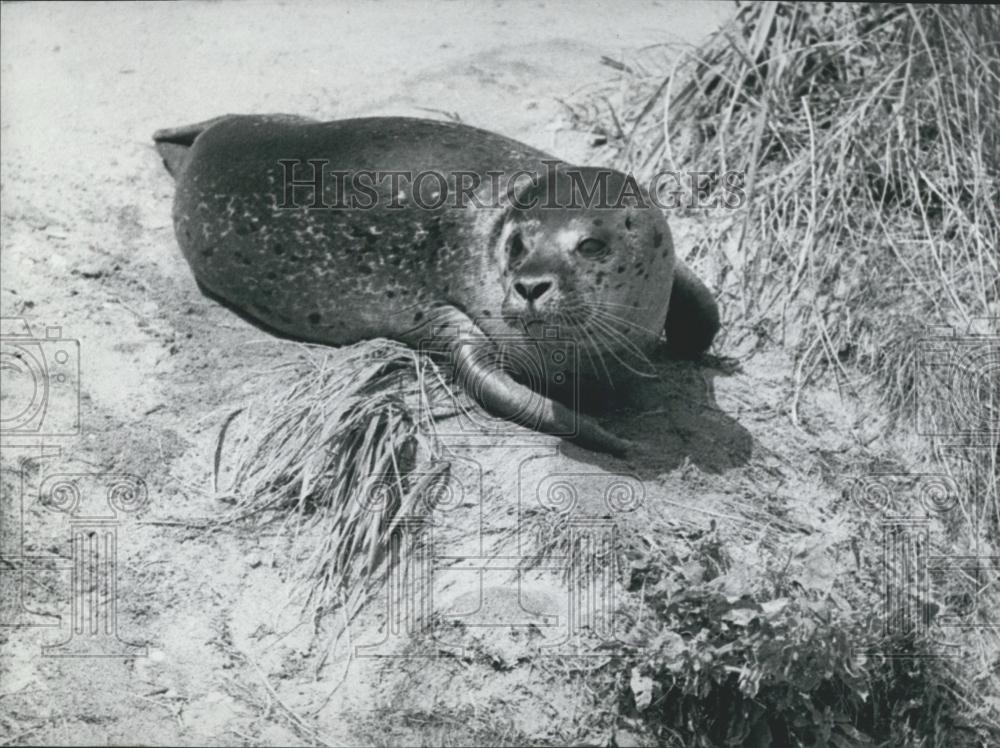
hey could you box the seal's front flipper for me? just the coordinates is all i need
[410,307,632,456]
[665,259,720,356]
[153,115,238,178]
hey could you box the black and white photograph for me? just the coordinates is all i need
[1,1,998,745]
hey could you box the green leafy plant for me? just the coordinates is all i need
[616,580,978,747]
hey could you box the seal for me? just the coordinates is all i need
[154,115,720,454]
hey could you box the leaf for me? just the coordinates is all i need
[744,716,773,748]
[837,724,873,744]
[721,607,757,626]
[681,560,706,583]
[630,668,656,712]
[760,597,790,616]
[652,629,687,661]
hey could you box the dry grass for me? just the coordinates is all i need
[561,1,1000,740]
[567,2,998,417]
[212,339,454,615]
[564,0,999,594]
[360,707,548,748]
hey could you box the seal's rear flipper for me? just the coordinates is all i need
[153,142,191,179]
[153,114,319,178]
[153,115,235,178]
[665,259,720,356]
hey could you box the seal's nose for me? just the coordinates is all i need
[513,277,555,303]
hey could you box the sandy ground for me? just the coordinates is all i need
[0,2,935,746]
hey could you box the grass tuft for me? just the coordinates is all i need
[566,2,998,422]
[214,339,452,615]
[562,3,1000,742]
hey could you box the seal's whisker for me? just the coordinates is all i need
[586,312,660,376]
[589,310,659,360]
[589,300,653,309]
[585,327,621,383]
[569,310,614,384]
[595,331,657,379]
[575,325,605,384]
[588,299,659,315]
[588,324,651,380]
[580,312,619,385]
[587,304,664,337]
[578,313,631,374]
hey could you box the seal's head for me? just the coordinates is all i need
[497,166,675,376]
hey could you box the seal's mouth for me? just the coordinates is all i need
[498,312,572,341]
[523,318,548,338]
[513,303,597,336]
[518,314,589,341]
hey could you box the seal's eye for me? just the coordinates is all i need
[508,233,526,262]
[576,238,608,259]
